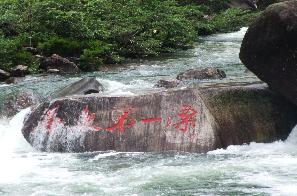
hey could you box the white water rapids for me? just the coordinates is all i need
[0,28,297,195]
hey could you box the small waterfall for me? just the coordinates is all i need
[0,108,33,155]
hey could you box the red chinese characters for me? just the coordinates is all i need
[106,110,137,133]
[98,105,197,133]
[41,104,198,135]
[44,106,64,132]
[173,105,197,133]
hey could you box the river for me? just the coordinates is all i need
[0,28,296,195]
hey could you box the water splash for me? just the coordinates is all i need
[0,108,33,154]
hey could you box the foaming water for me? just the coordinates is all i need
[0,108,33,154]
[0,28,295,195]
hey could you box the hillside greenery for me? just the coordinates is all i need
[0,0,260,72]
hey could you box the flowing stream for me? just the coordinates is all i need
[1,28,297,195]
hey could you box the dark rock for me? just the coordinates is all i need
[177,67,226,81]
[67,57,80,64]
[256,0,287,9]
[0,69,10,81]
[50,77,104,99]
[155,79,180,89]
[23,47,39,55]
[0,90,42,118]
[40,54,81,74]
[22,83,297,153]
[228,0,257,10]
[5,77,24,84]
[10,65,28,77]
[240,1,297,106]
[197,0,257,10]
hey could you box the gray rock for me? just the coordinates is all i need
[228,0,257,10]
[155,79,180,89]
[0,69,10,81]
[256,0,287,9]
[5,77,24,84]
[240,0,297,106]
[0,90,42,118]
[50,77,104,99]
[23,47,39,55]
[177,67,226,81]
[40,54,81,74]
[10,65,28,77]
[22,83,297,153]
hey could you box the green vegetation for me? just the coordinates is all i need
[0,0,260,73]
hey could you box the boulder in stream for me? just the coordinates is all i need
[22,83,297,153]
[240,0,297,106]
[40,54,81,74]
[0,90,42,118]
[177,67,226,81]
[155,79,180,89]
[10,65,28,77]
[50,77,104,99]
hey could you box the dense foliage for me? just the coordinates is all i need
[0,0,260,72]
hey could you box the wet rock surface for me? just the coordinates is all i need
[177,67,226,81]
[5,77,25,84]
[240,0,297,106]
[155,79,180,89]
[22,83,297,153]
[50,77,104,99]
[0,90,43,118]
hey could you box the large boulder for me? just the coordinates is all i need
[22,83,297,152]
[0,69,10,81]
[240,1,297,106]
[40,54,81,74]
[177,67,226,81]
[50,77,104,99]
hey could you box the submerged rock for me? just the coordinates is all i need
[22,83,297,153]
[5,77,25,84]
[50,77,104,99]
[240,1,297,106]
[40,54,80,74]
[155,79,180,89]
[0,90,42,118]
[177,67,226,81]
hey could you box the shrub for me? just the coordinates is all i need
[38,37,83,57]
[79,41,121,71]
[0,37,38,73]
[210,8,261,33]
